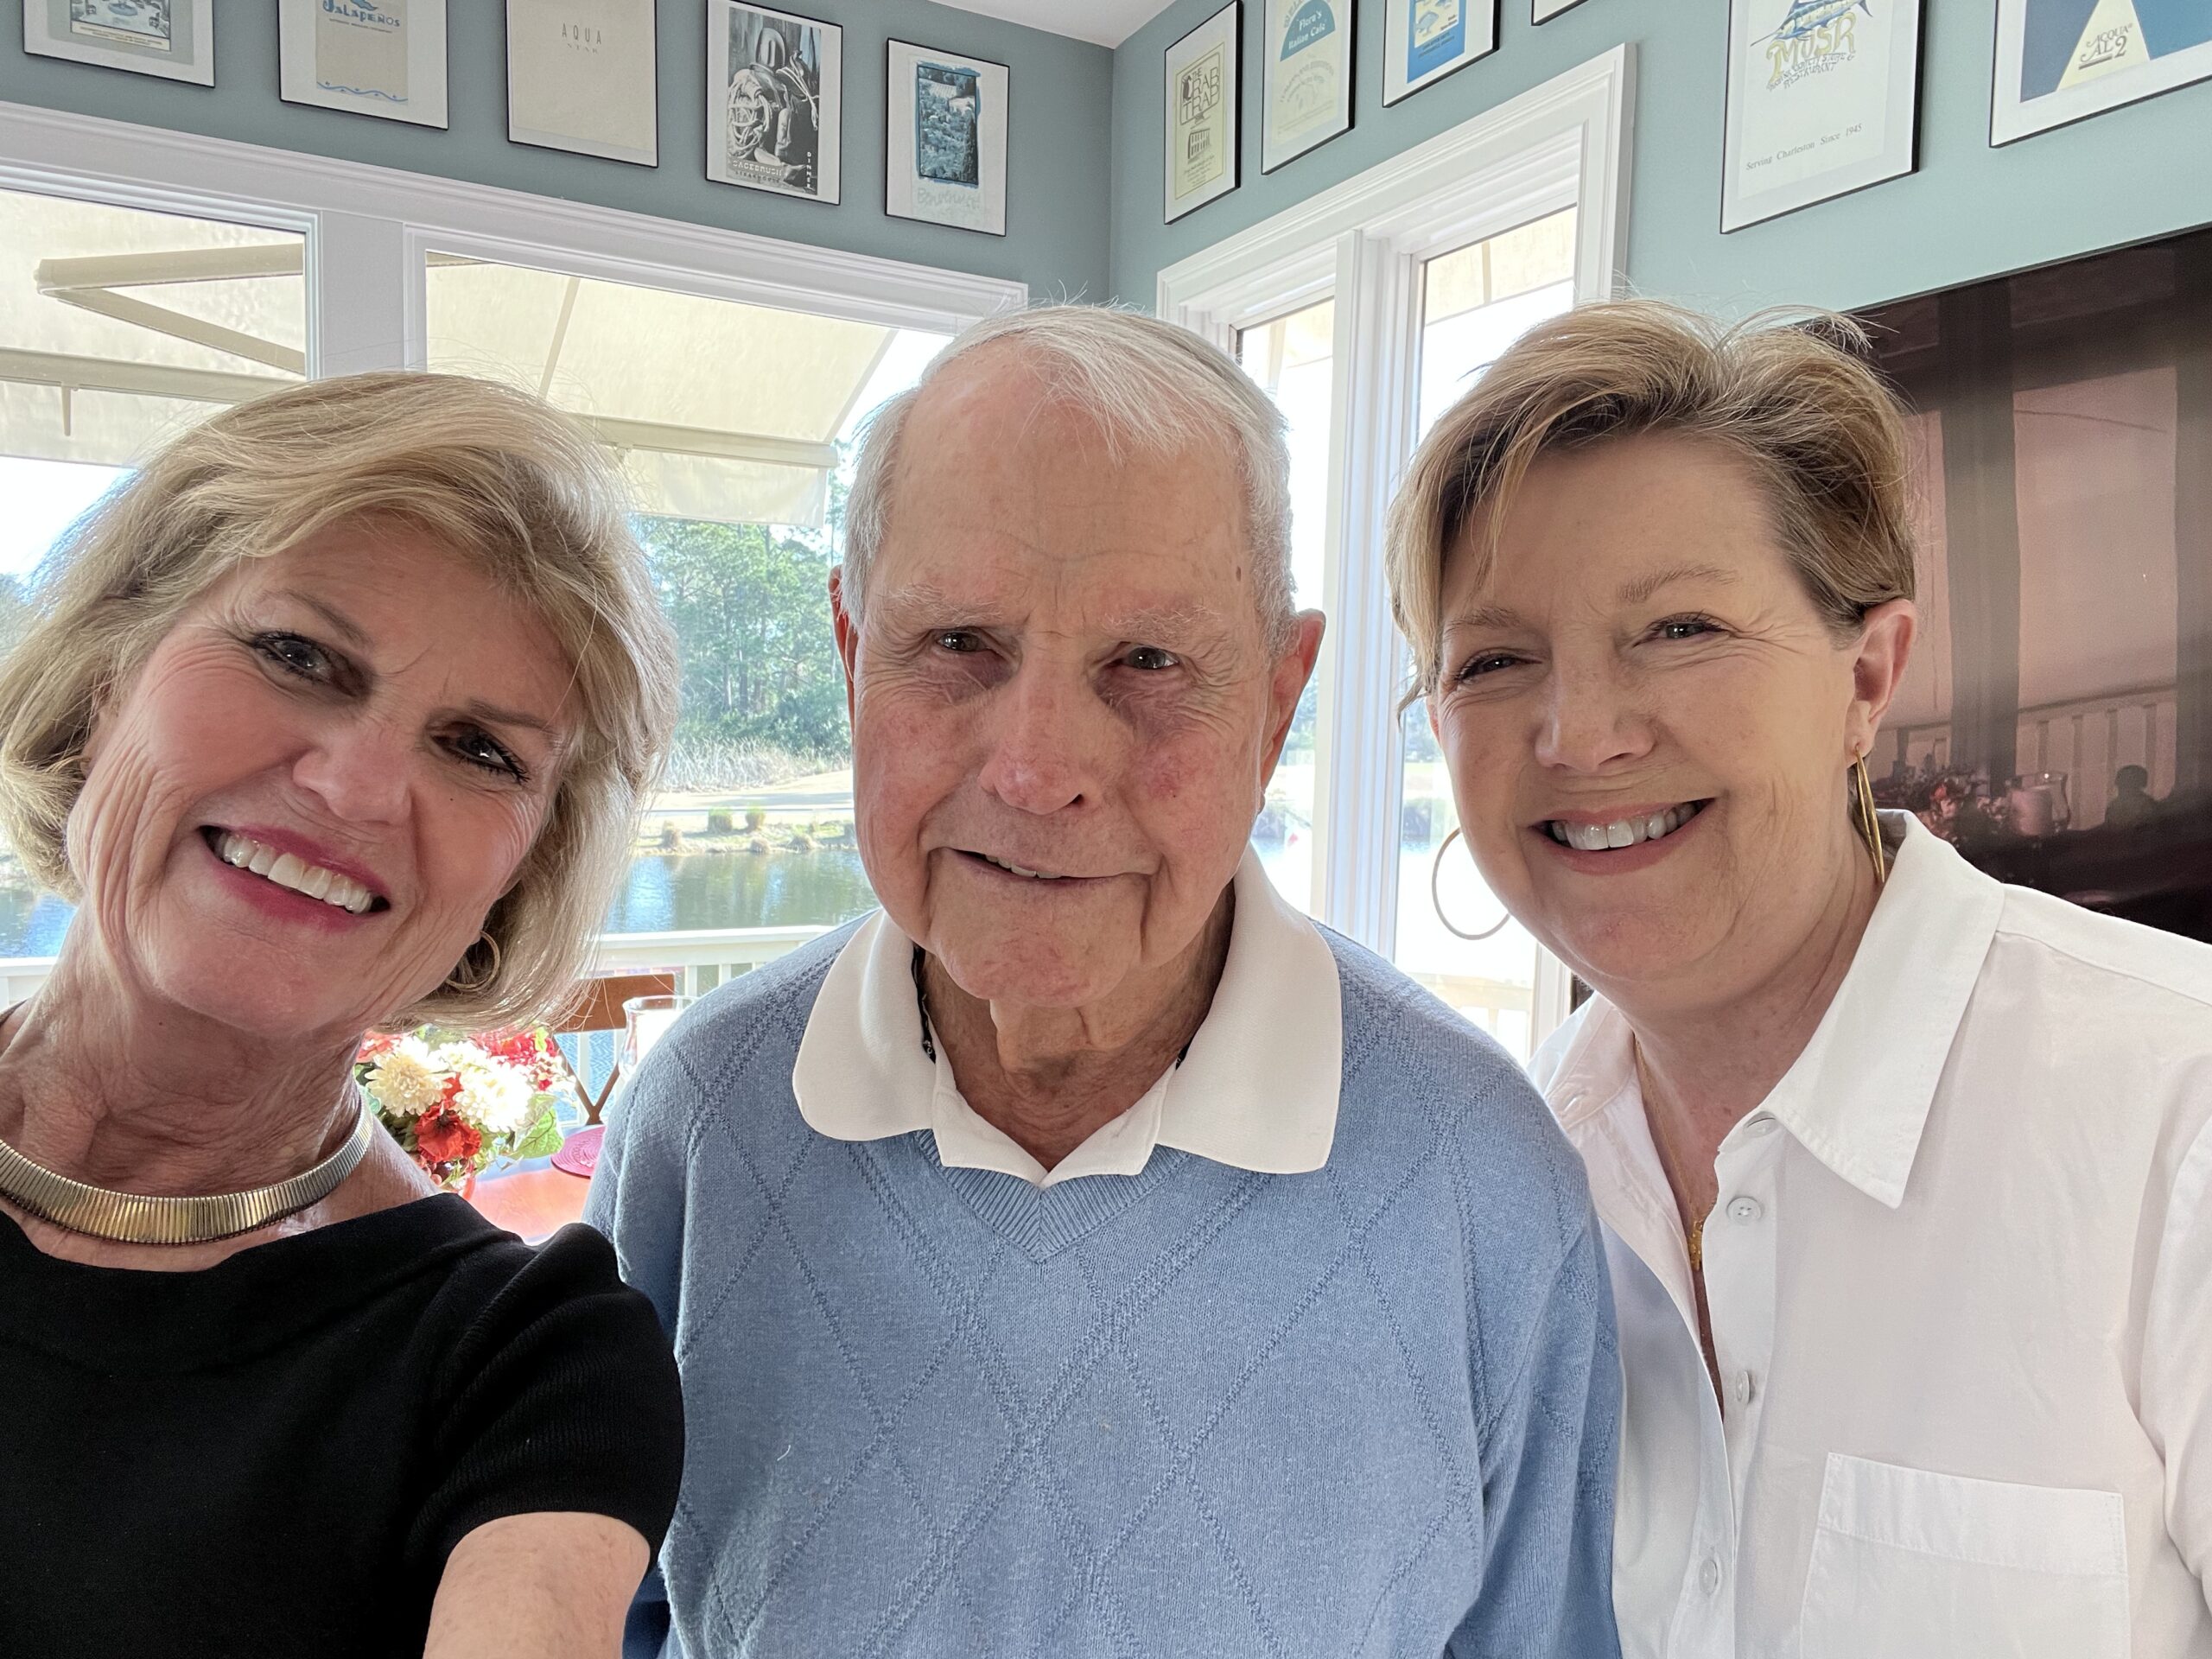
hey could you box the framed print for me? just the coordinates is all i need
[1263,0,1354,168]
[709,3,842,204]
[505,0,659,168]
[886,40,1009,237]
[24,0,214,85]
[1165,3,1241,223]
[1722,0,1924,232]
[1993,0,2212,144]
[1383,0,1495,105]
[1535,0,1589,18]
[280,0,449,129]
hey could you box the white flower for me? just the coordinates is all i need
[365,1036,449,1117]
[447,1051,537,1136]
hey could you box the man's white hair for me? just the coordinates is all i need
[842,304,1296,648]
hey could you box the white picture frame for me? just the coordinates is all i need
[24,0,213,86]
[709,3,842,205]
[1165,2,1242,223]
[1383,0,1495,106]
[280,0,449,130]
[1993,0,2212,144]
[1263,0,1355,168]
[505,0,659,168]
[886,39,1009,238]
[1722,0,1923,232]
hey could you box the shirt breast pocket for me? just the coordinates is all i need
[1798,1453,2131,1659]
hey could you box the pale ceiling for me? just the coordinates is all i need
[931,0,1175,48]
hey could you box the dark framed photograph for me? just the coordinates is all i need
[1166,2,1242,223]
[1262,0,1355,170]
[1382,0,1495,105]
[1993,0,2212,144]
[505,0,659,168]
[886,39,1008,236]
[1722,0,1924,231]
[25,0,213,85]
[709,2,841,204]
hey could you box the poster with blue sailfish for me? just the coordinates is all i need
[1722,0,1923,230]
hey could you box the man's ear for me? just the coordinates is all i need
[1848,599,1916,760]
[830,568,860,728]
[1260,610,1327,780]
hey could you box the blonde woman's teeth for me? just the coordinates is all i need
[1547,804,1700,852]
[213,831,377,913]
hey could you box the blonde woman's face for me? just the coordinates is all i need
[1427,433,1910,1016]
[68,524,573,1041]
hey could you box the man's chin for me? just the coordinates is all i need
[931,938,1134,1014]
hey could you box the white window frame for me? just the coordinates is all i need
[1158,46,1636,1052]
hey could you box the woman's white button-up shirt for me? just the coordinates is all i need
[1532,813,2212,1659]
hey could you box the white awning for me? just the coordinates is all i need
[0,188,901,529]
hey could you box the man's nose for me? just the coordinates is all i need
[289,719,413,826]
[975,668,1108,816]
[1533,662,1654,774]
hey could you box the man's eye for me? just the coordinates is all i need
[1122,646,1179,671]
[252,632,333,680]
[935,631,982,654]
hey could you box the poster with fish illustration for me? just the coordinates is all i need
[1722,0,1923,231]
[1383,0,1496,105]
[1993,0,2212,143]
[25,0,212,83]
[279,0,450,129]
[1263,0,1355,169]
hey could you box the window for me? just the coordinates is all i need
[1158,48,1632,1061]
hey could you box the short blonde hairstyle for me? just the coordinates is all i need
[1387,300,1917,699]
[0,372,678,1033]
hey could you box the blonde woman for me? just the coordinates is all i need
[1387,302,2212,1657]
[0,374,683,1657]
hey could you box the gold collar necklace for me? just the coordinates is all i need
[0,1091,378,1246]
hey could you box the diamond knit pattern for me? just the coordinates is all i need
[590,926,1621,1659]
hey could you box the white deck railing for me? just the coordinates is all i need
[0,924,836,1016]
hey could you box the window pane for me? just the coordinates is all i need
[1236,297,1334,914]
[1393,212,1575,1064]
[0,187,306,959]
[427,252,947,940]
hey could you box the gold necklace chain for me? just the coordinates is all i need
[0,1092,378,1246]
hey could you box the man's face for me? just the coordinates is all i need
[837,350,1321,1012]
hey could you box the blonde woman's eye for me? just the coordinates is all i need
[453,729,529,784]
[251,632,332,680]
[1455,652,1524,681]
[1654,617,1719,642]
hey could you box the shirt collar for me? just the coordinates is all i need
[791,848,1344,1185]
[1544,813,2005,1210]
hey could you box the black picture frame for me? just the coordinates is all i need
[708,0,843,207]
[503,0,662,170]
[1261,0,1357,174]
[1381,0,1497,108]
[884,37,1012,238]
[1164,0,1243,225]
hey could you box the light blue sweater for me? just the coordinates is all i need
[588,923,1621,1658]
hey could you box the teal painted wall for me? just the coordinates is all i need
[1109,0,2212,315]
[0,0,1113,302]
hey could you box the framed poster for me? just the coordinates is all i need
[709,3,842,204]
[886,40,1009,237]
[280,0,449,129]
[24,0,213,85]
[1535,0,1590,18]
[1263,0,1354,168]
[1722,0,1924,232]
[505,0,659,168]
[1165,3,1241,222]
[1383,0,1495,105]
[1993,0,2212,144]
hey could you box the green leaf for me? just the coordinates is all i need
[512,1104,564,1163]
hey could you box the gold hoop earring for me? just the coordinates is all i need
[445,931,503,993]
[1852,752,1888,887]
[1432,825,1513,942]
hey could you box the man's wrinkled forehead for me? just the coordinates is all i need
[867,575,1246,658]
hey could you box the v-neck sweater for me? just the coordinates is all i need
[587,922,1623,1658]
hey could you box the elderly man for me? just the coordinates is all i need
[588,306,1621,1657]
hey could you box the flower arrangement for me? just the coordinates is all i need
[356,1027,569,1192]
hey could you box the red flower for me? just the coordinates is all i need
[415,1111,482,1169]
[355,1032,401,1063]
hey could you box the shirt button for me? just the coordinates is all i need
[1727,1196,1764,1224]
[1745,1115,1778,1136]
[1699,1554,1724,1596]
[1733,1370,1758,1407]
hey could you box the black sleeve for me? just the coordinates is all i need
[408,1222,685,1573]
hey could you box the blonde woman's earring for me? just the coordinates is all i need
[1853,753,1888,886]
[1431,825,1514,942]
[445,931,503,993]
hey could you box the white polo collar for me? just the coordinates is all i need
[791,848,1344,1187]
[1549,812,2005,1211]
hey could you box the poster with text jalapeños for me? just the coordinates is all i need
[279,0,449,128]
[1722,0,1923,230]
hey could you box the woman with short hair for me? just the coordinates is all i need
[0,372,684,1656]
[1388,301,2212,1657]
